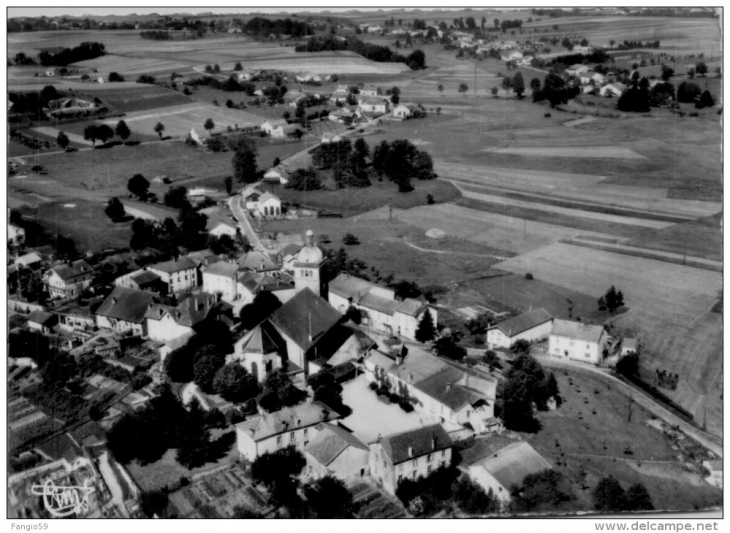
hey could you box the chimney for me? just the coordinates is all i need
[408,446,414,457]
[111,297,118,305]
[395,354,403,365]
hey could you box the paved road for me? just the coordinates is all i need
[534,355,723,458]
[228,196,265,252]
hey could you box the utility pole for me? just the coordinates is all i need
[474,60,477,98]
[627,393,633,422]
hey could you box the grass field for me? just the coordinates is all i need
[71,54,193,77]
[526,371,722,512]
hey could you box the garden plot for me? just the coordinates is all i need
[100,102,267,138]
[482,146,649,159]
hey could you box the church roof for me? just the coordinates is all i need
[237,322,285,354]
[269,288,343,352]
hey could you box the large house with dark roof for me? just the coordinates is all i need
[235,401,339,461]
[549,319,608,365]
[304,423,370,481]
[202,261,240,302]
[95,286,156,336]
[486,308,553,349]
[369,424,453,495]
[364,346,498,434]
[44,260,93,300]
[146,257,197,294]
[146,292,226,343]
[328,274,436,341]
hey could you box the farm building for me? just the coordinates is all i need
[260,119,289,135]
[26,310,57,334]
[549,319,608,365]
[358,96,389,115]
[600,83,626,98]
[565,64,590,77]
[235,401,339,462]
[146,292,227,344]
[620,337,639,356]
[304,423,370,482]
[328,107,355,123]
[465,440,552,506]
[392,104,413,119]
[114,269,164,294]
[368,424,453,496]
[501,50,523,62]
[271,124,304,138]
[285,92,307,107]
[15,252,43,270]
[321,132,343,143]
[243,187,282,217]
[486,308,553,349]
[296,72,322,83]
[44,260,93,301]
[327,273,436,342]
[262,166,289,185]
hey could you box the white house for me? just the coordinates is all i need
[271,124,304,138]
[146,257,198,295]
[44,260,93,300]
[145,292,219,344]
[260,119,289,135]
[565,64,590,77]
[599,82,626,98]
[304,423,370,481]
[27,310,57,334]
[321,132,343,143]
[15,252,43,270]
[392,104,412,119]
[486,308,553,349]
[235,402,339,462]
[244,189,281,217]
[8,223,25,244]
[202,261,240,302]
[369,425,453,496]
[501,50,523,62]
[466,440,552,505]
[358,96,390,115]
[95,286,155,336]
[328,274,436,342]
[549,319,608,365]
[207,214,238,238]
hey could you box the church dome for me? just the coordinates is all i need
[297,230,323,264]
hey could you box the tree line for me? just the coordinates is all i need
[38,41,105,67]
[245,16,314,38]
[296,35,427,70]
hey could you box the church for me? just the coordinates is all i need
[229,230,370,382]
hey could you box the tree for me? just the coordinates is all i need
[660,64,674,81]
[224,176,233,195]
[415,309,436,343]
[342,233,360,245]
[83,124,98,146]
[178,204,209,250]
[438,84,444,95]
[56,131,70,150]
[491,86,499,97]
[406,49,426,70]
[625,483,654,511]
[677,81,701,103]
[207,234,236,255]
[105,197,126,221]
[598,285,624,312]
[687,67,696,79]
[108,71,124,82]
[303,476,356,518]
[452,476,497,515]
[251,446,306,508]
[193,344,225,393]
[115,120,131,143]
[234,62,243,71]
[433,335,466,360]
[258,368,308,413]
[518,470,572,511]
[617,85,650,113]
[96,124,115,145]
[391,92,400,105]
[164,186,189,209]
[285,167,323,191]
[700,90,715,108]
[593,476,626,512]
[212,363,259,403]
[616,353,639,377]
[501,354,554,431]
[231,506,263,518]
[239,291,282,330]
[139,490,169,518]
[127,173,150,200]
[203,118,215,135]
[231,145,259,184]
[154,122,165,139]
[512,72,525,98]
[530,77,541,92]
[458,83,469,94]
[40,352,78,388]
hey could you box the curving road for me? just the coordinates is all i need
[228,195,265,252]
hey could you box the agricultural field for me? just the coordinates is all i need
[494,242,722,435]
[526,370,722,512]
[71,54,194,77]
[98,102,269,138]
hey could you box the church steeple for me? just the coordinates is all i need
[294,229,326,296]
